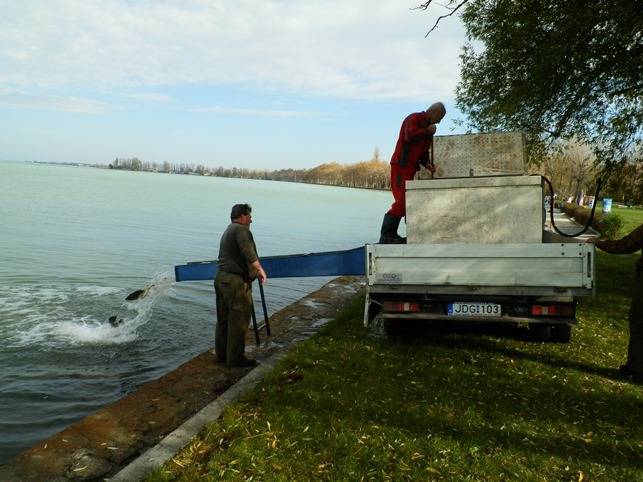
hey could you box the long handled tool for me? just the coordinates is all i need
[429,139,435,179]
[258,283,271,336]
[250,296,261,347]
[250,281,272,346]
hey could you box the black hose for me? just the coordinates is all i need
[541,175,602,238]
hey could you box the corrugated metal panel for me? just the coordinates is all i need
[419,132,526,179]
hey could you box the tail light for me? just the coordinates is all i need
[530,304,574,317]
[383,301,420,313]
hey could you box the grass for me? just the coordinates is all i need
[610,206,643,237]
[147,251,643,481]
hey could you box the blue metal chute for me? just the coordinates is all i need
[174,261,217,282]
[174,246,366,282]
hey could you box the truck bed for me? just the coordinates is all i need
[367,243,594,297]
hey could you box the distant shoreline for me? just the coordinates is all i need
[23,160,106,168]
[21,158,392,192]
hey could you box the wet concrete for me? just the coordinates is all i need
[0,276,363,481]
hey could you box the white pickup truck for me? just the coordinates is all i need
[364,241,594,342]
[364,133,595,342]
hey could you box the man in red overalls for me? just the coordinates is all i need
[379,102,446,243]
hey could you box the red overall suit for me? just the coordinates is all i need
[387,112,435,217]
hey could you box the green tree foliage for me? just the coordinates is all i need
[534,140,597,200]
[560,202,623,239]
[419,1,643,170]
[604,162,643,204]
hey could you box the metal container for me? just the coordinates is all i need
[406,175,544,244]
[418,132,526,179]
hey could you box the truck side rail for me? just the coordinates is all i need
[366,243,594,294]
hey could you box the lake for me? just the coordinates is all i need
[0,161,390,462]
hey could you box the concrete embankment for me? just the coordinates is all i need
[0,276,363,481]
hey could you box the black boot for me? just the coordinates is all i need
[379,213,406,244]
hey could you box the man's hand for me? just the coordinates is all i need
[427,124,437,136]
[257,266,267,284]
[427,163,437,174]
[251,260,268,284]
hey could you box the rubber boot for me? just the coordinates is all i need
[394,218,407,244]
[379,213,406,244]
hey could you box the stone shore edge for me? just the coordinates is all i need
[110,350,289,481]
[0,276,363,481]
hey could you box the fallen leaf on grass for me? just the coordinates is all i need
[581,432,593,444]
[269,435,278,449]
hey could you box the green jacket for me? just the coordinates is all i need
[217,222,259,280]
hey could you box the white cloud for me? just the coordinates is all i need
[190,105,323,117]
[121,92,176,103]
[0,88,112,113]
[0,1,466,101]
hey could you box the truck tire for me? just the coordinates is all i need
[366,302,381,325]
[384,319,405,336]
[550,324,572,343]
[528,323,551,342]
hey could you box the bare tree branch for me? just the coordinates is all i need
[413,1,455,11]
[413,0,469,37]
[413,1,436,10]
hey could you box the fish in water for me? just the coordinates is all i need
[108,315,125,327]
[125,287,150,301]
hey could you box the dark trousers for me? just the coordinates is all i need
[214,271,252,366]
[627,274,643,374]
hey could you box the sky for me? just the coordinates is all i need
[0,1,468,169]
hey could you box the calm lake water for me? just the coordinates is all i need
[0,161,390,462]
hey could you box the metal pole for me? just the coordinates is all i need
[429,139,435,180]
[250,287,260,347]
[259,283,271,336]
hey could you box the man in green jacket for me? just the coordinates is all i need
[215,204,267,368]
[590,225,643,380]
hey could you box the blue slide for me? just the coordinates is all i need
[174,246,366,282]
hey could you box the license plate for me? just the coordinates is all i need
[447,302,501,316]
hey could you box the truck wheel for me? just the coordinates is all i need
[366,302,381,325]
[384,319,405,336]
[528,324,551,342]
[550,324,572,343]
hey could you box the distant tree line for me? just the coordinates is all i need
[534,140,643,204]
[107,140,642,203]
[107,150,391,190]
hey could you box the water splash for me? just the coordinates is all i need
[2,271,176,347]
[117,271,176,340]
[75,286,121,296]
